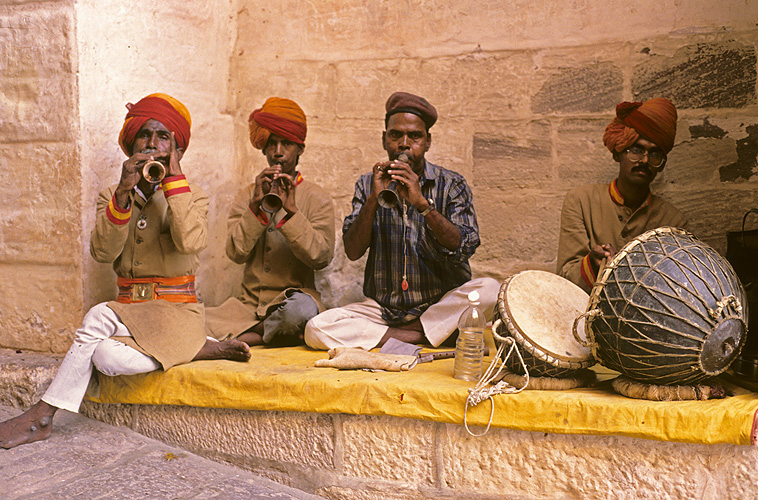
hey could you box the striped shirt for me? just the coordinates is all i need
[343,160,480,324]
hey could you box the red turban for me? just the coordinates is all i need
[249,97,307,150]
[118,93,192,156]
[602,98,678,154]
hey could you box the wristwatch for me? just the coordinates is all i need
[420,198,435,216]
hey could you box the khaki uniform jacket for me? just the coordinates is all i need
[91,179,209,369]
[557,180,688,293]
[205,179,335,340]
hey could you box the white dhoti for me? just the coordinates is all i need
[304,277,500,350]
[41,302,160,413]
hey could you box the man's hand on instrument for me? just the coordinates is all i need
[165,131,183,178]
[115,151,154,208]
[251,166,281,212]
[386,158,424,207]
[589,244,616,271]
[275,171,297,214]
[371,161,392,197]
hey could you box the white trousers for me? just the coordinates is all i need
[304,277,501,350]
[41,302,160,413]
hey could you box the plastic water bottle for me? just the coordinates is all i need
[453,290,486,381]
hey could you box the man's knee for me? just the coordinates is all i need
[465,277,501,318]
[92,339,159,377]
[475,277,501,299]
[303,314,329,350]
[262,292,319,344]
[91,341,124,376]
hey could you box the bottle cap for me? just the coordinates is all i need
[468,290,480,302]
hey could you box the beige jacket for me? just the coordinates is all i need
[205,178,335,340]
[557,180,688,293]
[91,178,209,369]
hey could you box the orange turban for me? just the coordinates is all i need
[602,98,678,154]
[248,97,307,150]
[118,93,191,156]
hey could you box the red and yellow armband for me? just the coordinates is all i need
[106,194,131,225]
[162,175,191,197]
[580,253,597,289]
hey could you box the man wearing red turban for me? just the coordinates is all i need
[0,94,249,449]
[557,97,689,292]
[205,97,335,347]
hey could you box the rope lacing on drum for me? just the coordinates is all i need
[463,319,529,437]
[708,295,742,320]
[572,309,600,353]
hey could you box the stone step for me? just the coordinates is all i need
[0,349,325,500]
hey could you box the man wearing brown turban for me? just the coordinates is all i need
[557,97,689,292]
[304,92,499,350]
[205,97,335,346]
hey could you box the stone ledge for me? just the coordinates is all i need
[4,349,758,500]
[77,400,758,500]
[0,348,62,408]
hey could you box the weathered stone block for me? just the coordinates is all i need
[662,136,737,188]
[554,118,617,188]
[632,40,757,109]
[0,6,74,76]
[80,400,136,428]
[660,187,758,255]
[317,487,430,500]
[719,123,758,182]
[135,406,335,469]
[440,425,758,499]
[532,62,623,114]
[231,60,338,128]
[0,263,80,353]
[472,121,552,189]
[0,348,61,409]
[332,53,537,124]
[0,6,75,143]
[0,143,80,263]
[473,190,564,278]
[340,415,435,484]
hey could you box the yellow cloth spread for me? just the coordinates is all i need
[88,338,758,446]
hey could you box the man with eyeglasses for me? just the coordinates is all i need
[557,98,688,292]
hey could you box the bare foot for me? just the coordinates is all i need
[193,339,251,362]
[236,331,264,347]
[0,400,57,449]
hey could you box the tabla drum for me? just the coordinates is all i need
[493,270,594,378]
[584,227,747,386]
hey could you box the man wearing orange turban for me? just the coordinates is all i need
[557,97,689,292]
[205,97,335,347]
[0,94,249,449]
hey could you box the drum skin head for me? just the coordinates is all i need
[587,227,747,385]
[503,270,592,363]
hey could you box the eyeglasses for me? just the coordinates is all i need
[624,146,666,167]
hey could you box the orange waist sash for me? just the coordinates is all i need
[116,275,197,304]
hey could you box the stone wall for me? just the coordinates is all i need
[1,0,757,352]
[0,1,81,352]
[231,0,758,308]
